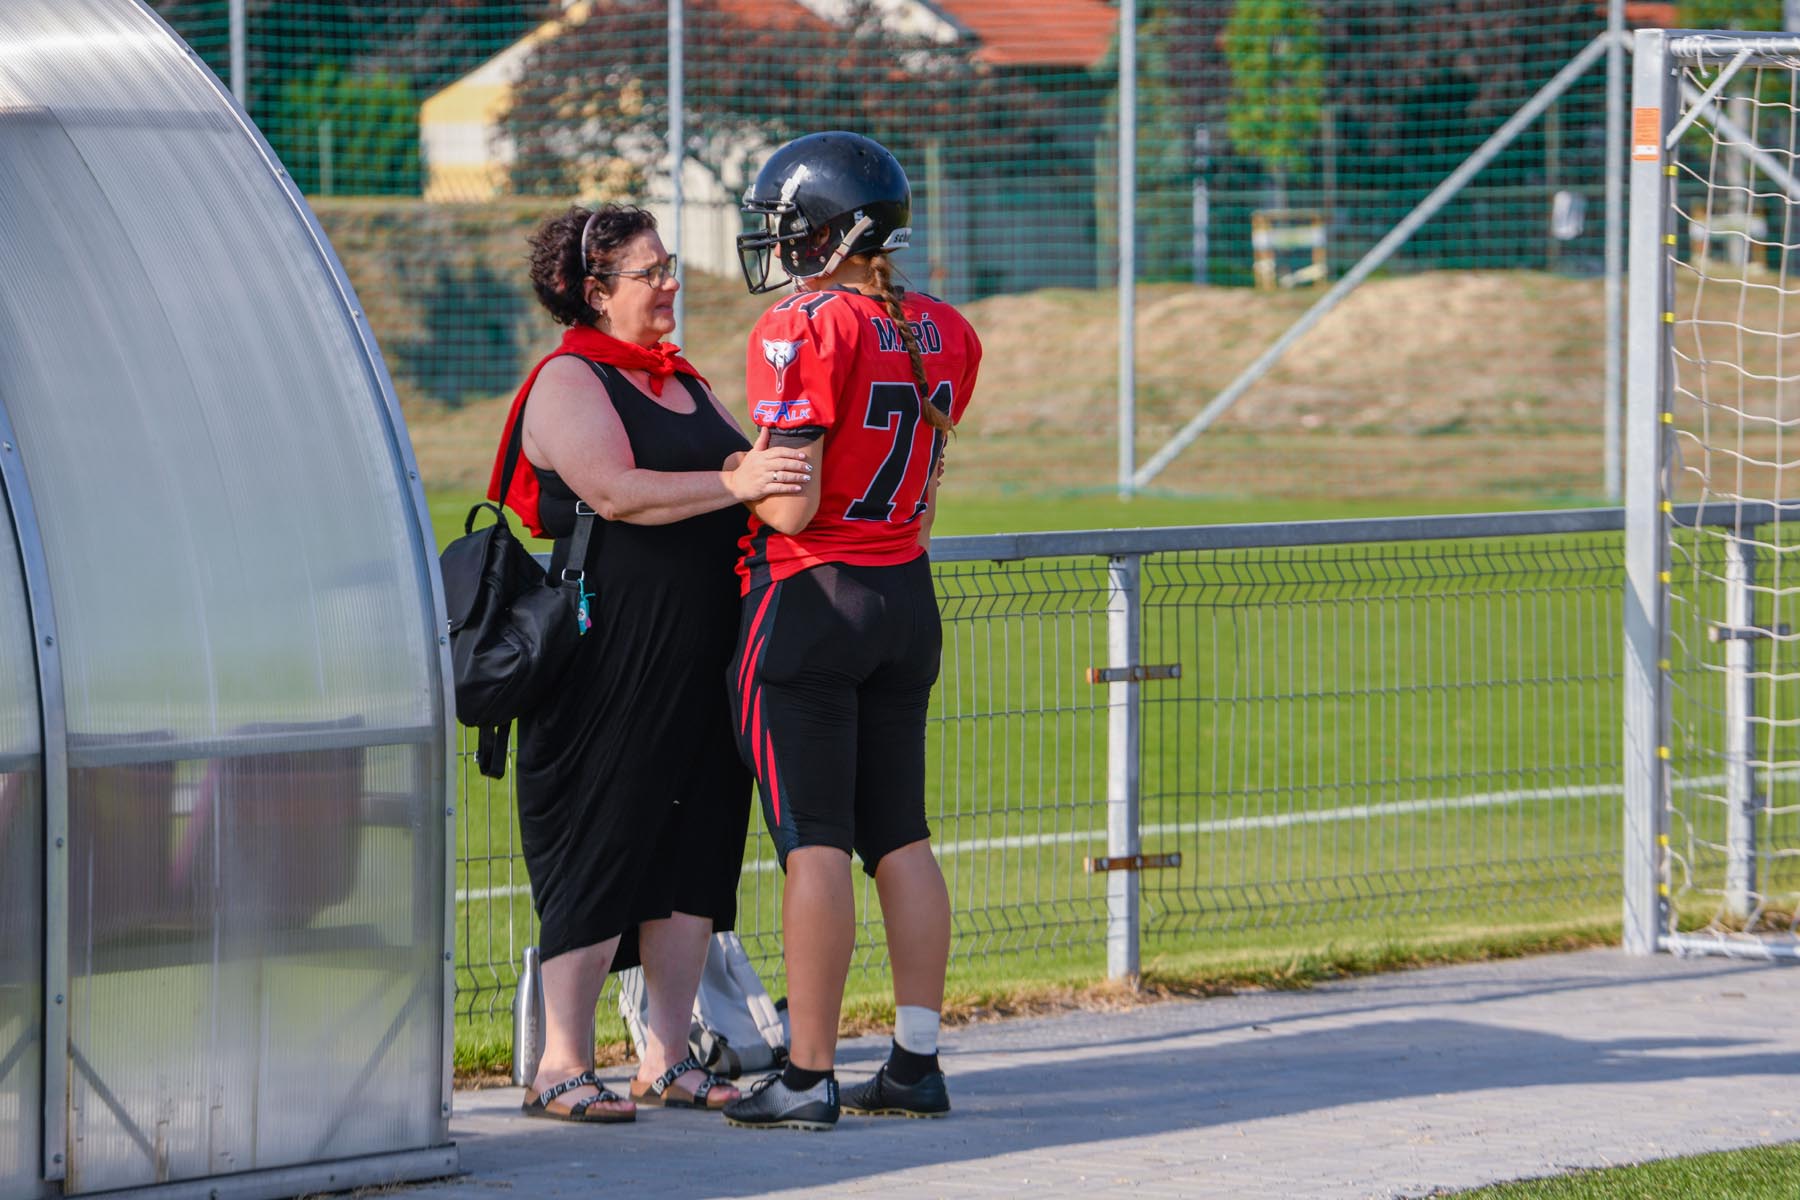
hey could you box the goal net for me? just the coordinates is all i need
[1627,29,1800,958]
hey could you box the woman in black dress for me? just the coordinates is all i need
[491,204,813,1122]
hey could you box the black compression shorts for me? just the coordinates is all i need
[729,555,940,873]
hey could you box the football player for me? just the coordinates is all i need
[723,131,982,1132]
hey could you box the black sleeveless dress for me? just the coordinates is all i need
[515,360,753,968]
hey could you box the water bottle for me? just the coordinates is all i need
[512,946,545,1086]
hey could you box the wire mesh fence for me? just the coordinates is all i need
[142,1,1635,499]
[454,514,1633,1031]
[1139,534,1625,945]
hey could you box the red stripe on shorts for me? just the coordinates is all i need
[751,687,765,776]
[764,727,782,826]
[738,585,778,719]
[740,636,766,734]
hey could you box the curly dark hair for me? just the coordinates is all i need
[527,204,658,327]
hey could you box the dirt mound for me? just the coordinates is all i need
[407,270,1615,492]
[939,271,1606,439]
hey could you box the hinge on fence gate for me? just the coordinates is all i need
[1086,663,1181,684]
[1707,622,1791,643]
[1085,852,1181,873]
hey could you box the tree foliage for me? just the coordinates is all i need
[1224,0,1325,191]
[275,63,420,194]
[148,0,544,196]
[1680,0,1784,28]
[497,0,1070,199]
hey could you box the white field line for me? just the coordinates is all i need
[455,769,1770,904]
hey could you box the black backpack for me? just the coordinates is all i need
[439,396,596,779]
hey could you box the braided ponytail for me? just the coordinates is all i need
[868,254,954,435]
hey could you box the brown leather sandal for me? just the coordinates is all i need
[521,1069,635,1123]
[630,1054,736,1110]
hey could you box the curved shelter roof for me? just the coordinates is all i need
[0,2,454,1197]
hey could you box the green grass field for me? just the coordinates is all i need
[1446,1141,1800,1198]
[437,486,1680,1077]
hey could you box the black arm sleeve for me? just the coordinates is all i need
[770,425,827,447]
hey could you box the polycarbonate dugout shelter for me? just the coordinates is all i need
[0,1,457,1197]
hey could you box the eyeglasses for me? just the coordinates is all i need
[600,254,679,287]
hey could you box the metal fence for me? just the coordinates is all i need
[454,507,1663,1030]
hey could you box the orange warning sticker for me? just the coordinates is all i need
[1633,107,1661,161]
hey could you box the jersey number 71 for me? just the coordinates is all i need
[843,380,953,524]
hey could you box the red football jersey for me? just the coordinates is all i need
[737,287,982,592]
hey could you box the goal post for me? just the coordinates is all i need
[1626,28,1800,959]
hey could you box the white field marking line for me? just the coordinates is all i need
[457,776,1595,903]
[454,768,1781,902]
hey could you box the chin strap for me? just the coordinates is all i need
[817,215,874,280]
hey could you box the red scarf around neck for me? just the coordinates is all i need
[487,325,708,536]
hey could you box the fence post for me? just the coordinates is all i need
[1116,0,1136,499]
[228,0,245,105]
[1106,553,1141,983]
[1604,0,1625,501]
[667,0,684,341]
[1724,534,1759,919]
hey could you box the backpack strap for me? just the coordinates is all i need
[510,353,600,590]
[476,722,511,780]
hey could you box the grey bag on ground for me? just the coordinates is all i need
[617,931,789,1078]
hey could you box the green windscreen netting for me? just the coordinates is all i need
[143,1,1625,439]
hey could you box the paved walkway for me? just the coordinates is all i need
[426,949,1799,1199]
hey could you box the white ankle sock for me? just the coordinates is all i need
[894,1005,940,1056]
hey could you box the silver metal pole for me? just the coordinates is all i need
[1723,537,1759,919]
[925,140,948,295]
[1788,0,1800,32]
[1191,126,1210,284]
[668,0,685,342]
[228,0,246,105]
[1604,0,1625,501]
[1117,0,1136,499]
[1622,29,1673,956]
[319,117,334,197]
[1106,554,1141,982]
[1135,31,1617,489]
[0,402,69,1182]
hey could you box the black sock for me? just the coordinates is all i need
[782,1063,833,1092]
[886,1040,939,1086]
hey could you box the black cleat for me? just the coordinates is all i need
[723,1073,839,1132]
[841,1063,951,1118]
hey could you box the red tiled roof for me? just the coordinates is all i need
[1595,2,1678,27]
[929,0,1117,68]
[708,0,832,32]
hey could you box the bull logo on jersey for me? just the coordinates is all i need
[762,338,800,392]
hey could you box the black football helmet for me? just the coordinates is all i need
[737,131,912,294]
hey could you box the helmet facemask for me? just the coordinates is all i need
[736,200,795,294]
[737,205,875,295]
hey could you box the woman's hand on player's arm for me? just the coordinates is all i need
[727,426,813,505]
[526,358,806,525]
[748,429,824,534]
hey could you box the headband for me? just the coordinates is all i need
[579,208,601,276]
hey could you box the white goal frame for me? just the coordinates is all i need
[1625,27,1800,959]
